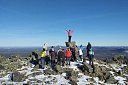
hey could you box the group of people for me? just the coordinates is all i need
[30,30,95,70]
[30,42,95,70]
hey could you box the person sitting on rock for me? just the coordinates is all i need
[30,51,39,67]
[66,29,73,42]
[40,48,47,69]
[65,47,72,65]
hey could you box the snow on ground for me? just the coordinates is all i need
[93,77,100,85]
[0,74,11,81]
[64,61,81,71]
[18,66,34,76]
[77,72,91,85]
[53,75,71,85]
[0,59,127,85]
[110,71,115,76]
[110,64,122,72]
[114,76,127,85]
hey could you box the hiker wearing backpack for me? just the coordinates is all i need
[57,47,62,65]
[66,29,73,42]
[70,46,76,61]
[61,49,66,66]
[79,47,83,61]
[86,42,92,58]
[89,48,95,72]
[45,50,50,66]
[57,47,65,66]
[65,47,72,65]
[49,46,56,69]
[40,48,47,69]
[89,48,94,65]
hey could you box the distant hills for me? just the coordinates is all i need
[0,46,128,60]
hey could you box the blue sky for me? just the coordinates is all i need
[0,0,128,47]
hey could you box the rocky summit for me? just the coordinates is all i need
[0,55,128,85]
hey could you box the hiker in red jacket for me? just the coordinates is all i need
[65,48,72,65]
[66,29,73,42]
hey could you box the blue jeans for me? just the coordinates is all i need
[40,57,45,69]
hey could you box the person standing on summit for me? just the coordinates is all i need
[66,29,73,42]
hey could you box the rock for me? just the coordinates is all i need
[44,68,56,75]
[0,64,5,70]
[9,55,22,62]
[30,72,42,77]
[112,55,126,64]
[55,65,63,74]
[64,68,78,84]
[92,63,113,81]
[105,75,117,84]
[65,41,76,47]
[83,62,93,73]
[0,56,6,63]
[12,71,26,82]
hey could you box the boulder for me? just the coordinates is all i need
[12,71,26,82]
[44,68,56,75]
[0,55,6,63]
[64,68,78,84]
[83,62,93,73]
[65,41,76,47]
[93,65,110,81]
[112,55,127,64]
[105,75,117,84]
[0,64,5,70]
[55,65,63,74]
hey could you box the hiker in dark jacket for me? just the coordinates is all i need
[30,51,39,67]
[57,48,65,66]
[49,46,56,69]
[57,47,62,64]
[70,45,76,61]
[61,49,66,66]
[86,42,92,57]
[89,48,95,73]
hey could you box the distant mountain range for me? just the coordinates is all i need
[0,46,128,60]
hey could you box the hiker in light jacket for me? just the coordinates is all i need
[40,48,47,69]
[79,47,83,61]
[66,29,73,42]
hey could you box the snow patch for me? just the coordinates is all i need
[114,76,126,85]
[77,75,91,85]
